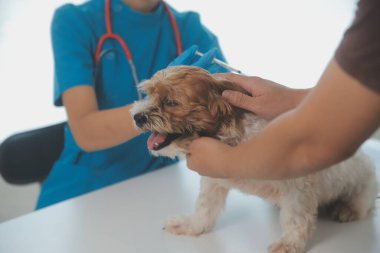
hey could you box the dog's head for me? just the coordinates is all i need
[131,66,249,157]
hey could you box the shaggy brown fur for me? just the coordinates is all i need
[131,66,378,253]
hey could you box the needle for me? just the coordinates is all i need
[195,51,242,74]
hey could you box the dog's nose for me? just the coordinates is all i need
[133,113,148,127]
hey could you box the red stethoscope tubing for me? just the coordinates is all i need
[95,0,183,64]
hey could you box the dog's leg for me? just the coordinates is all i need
[164,177,229,236]
[268,185,318,253]
[331,175,378,222]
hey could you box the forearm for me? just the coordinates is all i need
[223,60,380,179]
[229,111,338,179]
[290,88,310,109]
[275,87,310,118]
[71,104,141,152]
[63,86,142,152]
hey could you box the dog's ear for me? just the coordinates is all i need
[137,79,150,94]
[208,91,233,119]
[206,79,237,119]
[207,78,248,121]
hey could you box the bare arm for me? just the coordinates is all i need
[186,59,380,179]
[63,85,141,152]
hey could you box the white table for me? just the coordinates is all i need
[0,140,379,253]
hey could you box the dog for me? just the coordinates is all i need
[131,66,378,253]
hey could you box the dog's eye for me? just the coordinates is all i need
[162,98,179,107]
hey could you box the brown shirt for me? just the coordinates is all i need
[335,0,380,94]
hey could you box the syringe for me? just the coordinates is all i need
[195,51,242,74]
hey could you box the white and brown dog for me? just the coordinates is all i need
[131,66,378,253]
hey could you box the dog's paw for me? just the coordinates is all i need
[331,203,360,222]
[164,216,210,236]
[268,240,305,253]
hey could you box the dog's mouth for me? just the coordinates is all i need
[147,132,184,151]
[147,129,215,151]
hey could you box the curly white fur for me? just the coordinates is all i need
[131,66,379,253]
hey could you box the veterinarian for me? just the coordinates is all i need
[186,0,380,179]
[36,0,228,209]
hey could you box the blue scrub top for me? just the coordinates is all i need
[37,0,227,209]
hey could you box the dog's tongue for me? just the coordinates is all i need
[147,132,167,150]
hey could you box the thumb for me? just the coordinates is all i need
[222,90,256,112]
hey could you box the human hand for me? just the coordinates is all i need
[169,45,228,73]
[217,73,309,120]
[186,137,234,178]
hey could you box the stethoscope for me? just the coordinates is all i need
[95,0,183,99]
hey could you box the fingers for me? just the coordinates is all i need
[222,90,256,112]
[216,72,248,83]
[180,45,199,65]
[215,73,258,94]
[193,48,218,69]
[169,45,199,66]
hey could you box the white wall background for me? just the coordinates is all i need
[0,0,358,222]
[0,0,357,141]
